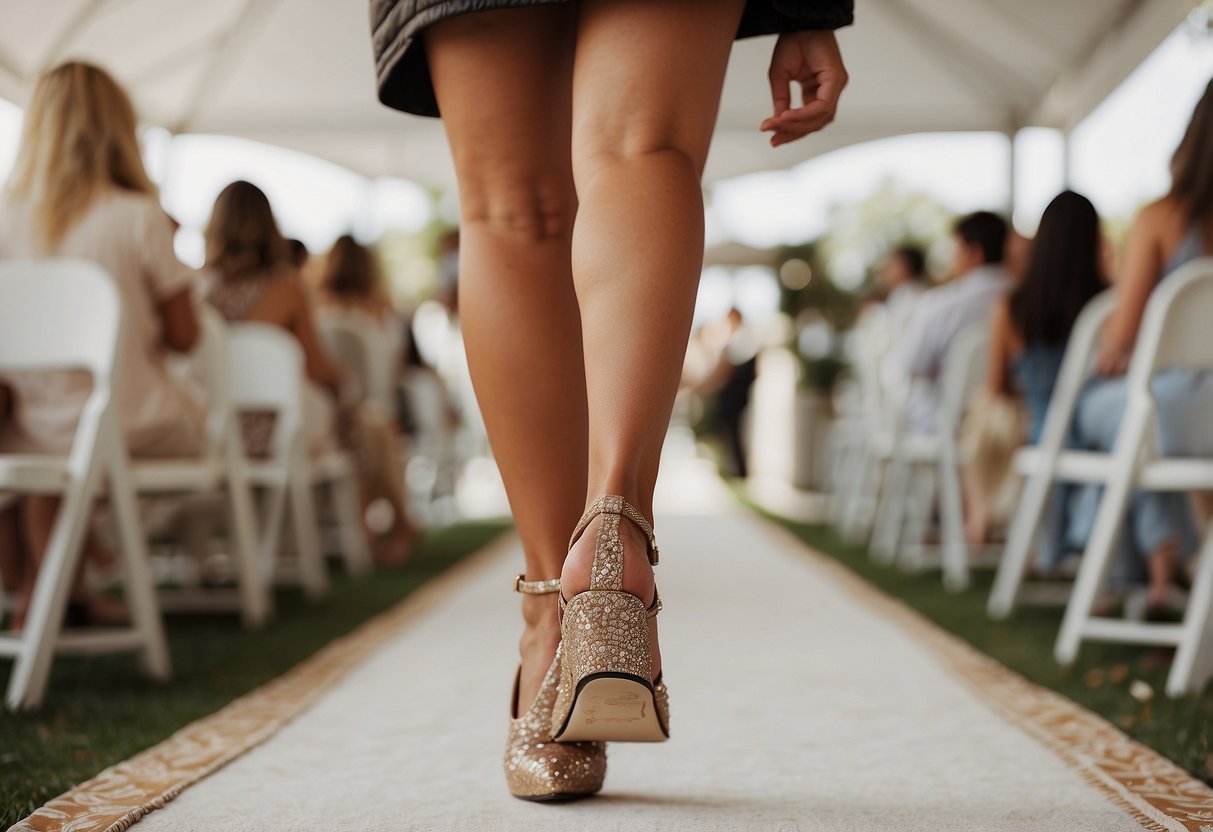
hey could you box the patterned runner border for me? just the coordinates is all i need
[6,534,513,832]
[759,519,1213,832]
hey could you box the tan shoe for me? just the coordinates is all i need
[504,574,606,801]
[551,496,670,744]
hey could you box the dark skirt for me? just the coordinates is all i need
[370,0,854,117]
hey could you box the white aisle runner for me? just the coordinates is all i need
[30,468,1213,831]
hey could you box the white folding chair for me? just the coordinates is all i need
[131,306,269,629]
[226,324,370,598]
[870,325,990,590]
[987,290,1117,618]
[1053,259,1213,696]
[0,259,169,711]
[835,310,903,541]
[318,310,396,418]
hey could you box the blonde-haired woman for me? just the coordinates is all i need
[0,61,204,628]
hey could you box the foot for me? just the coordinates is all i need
[560,512,662,683]
[516,592,561,715]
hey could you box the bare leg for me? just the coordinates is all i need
[427,5,585,711]
[559,0,746,679]
[1147,539,1179,611]
[961,464,990,547]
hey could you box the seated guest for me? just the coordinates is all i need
[317,233,417,564]
[964,191,1107,550]
[879,244,929,331]
[1069,79,1213,610]
[205,183,415,565]
[888,211,1012,433]
[0,62,204,628]
[203,180,344,455]
[319,235,398,325]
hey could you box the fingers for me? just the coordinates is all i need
[768,63,792,120]
[762,98,836,145]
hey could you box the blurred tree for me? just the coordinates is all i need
[818,177,956,293]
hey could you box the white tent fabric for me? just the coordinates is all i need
[0,0,1197,188]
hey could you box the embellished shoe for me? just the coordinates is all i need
[551,495,670,743]
[504,574,606,801]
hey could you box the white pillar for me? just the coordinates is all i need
[1061,128,1073,191]
[1005,128,1017,220]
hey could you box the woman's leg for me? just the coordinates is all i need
[426,5,585,710]
[559,0,746,673]
[1073,377,1184,603]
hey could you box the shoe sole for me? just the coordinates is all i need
[513,791,597,803]
[552,672,668,743]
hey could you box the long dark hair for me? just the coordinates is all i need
[1170,77,1213,223]
[322,234,377,299]
[205,180,285,281]
[1008,191,1105,347]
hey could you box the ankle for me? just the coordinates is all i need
[560,515,655,603]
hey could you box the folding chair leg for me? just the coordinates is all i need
[899,463,936,573]
[939,440,969,592]
[258,483,288,580]
[871,455,909,566]
[1055,401,1149,666]
[1167,521,1213,696]
[842,451,880,543]
[104,426,170,681]
[989,466,1054,618]
[332,472,372,577]
[225,444,270,629]
[288,466,328,600]
[5,464,102,710]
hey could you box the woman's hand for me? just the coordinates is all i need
[761,31,848,147]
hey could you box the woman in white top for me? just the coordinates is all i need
[0,62,204,628]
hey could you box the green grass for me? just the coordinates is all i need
[0,519,509,828]
[752,506,1213,786]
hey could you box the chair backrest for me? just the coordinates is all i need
[848,309,900,434]
[1127,257,1213,390]
[0,259,123,473]
[224,323,305,460]
[318,311,395,413]
[938,324,989,434]
[0,259,120,380]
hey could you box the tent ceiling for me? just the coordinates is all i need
[0,0,1196,189]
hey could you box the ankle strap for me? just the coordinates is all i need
[513,574,562,595]
[569,495,659,566]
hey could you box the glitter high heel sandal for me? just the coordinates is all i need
[504,574,606,801]
[551,495,670,743]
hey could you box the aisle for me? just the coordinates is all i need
[15,468,1213,831]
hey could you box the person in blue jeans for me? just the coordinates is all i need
[983,191,1108,567]
[1069,78,1213,611]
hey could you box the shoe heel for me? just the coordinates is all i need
[552,589,668,742]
